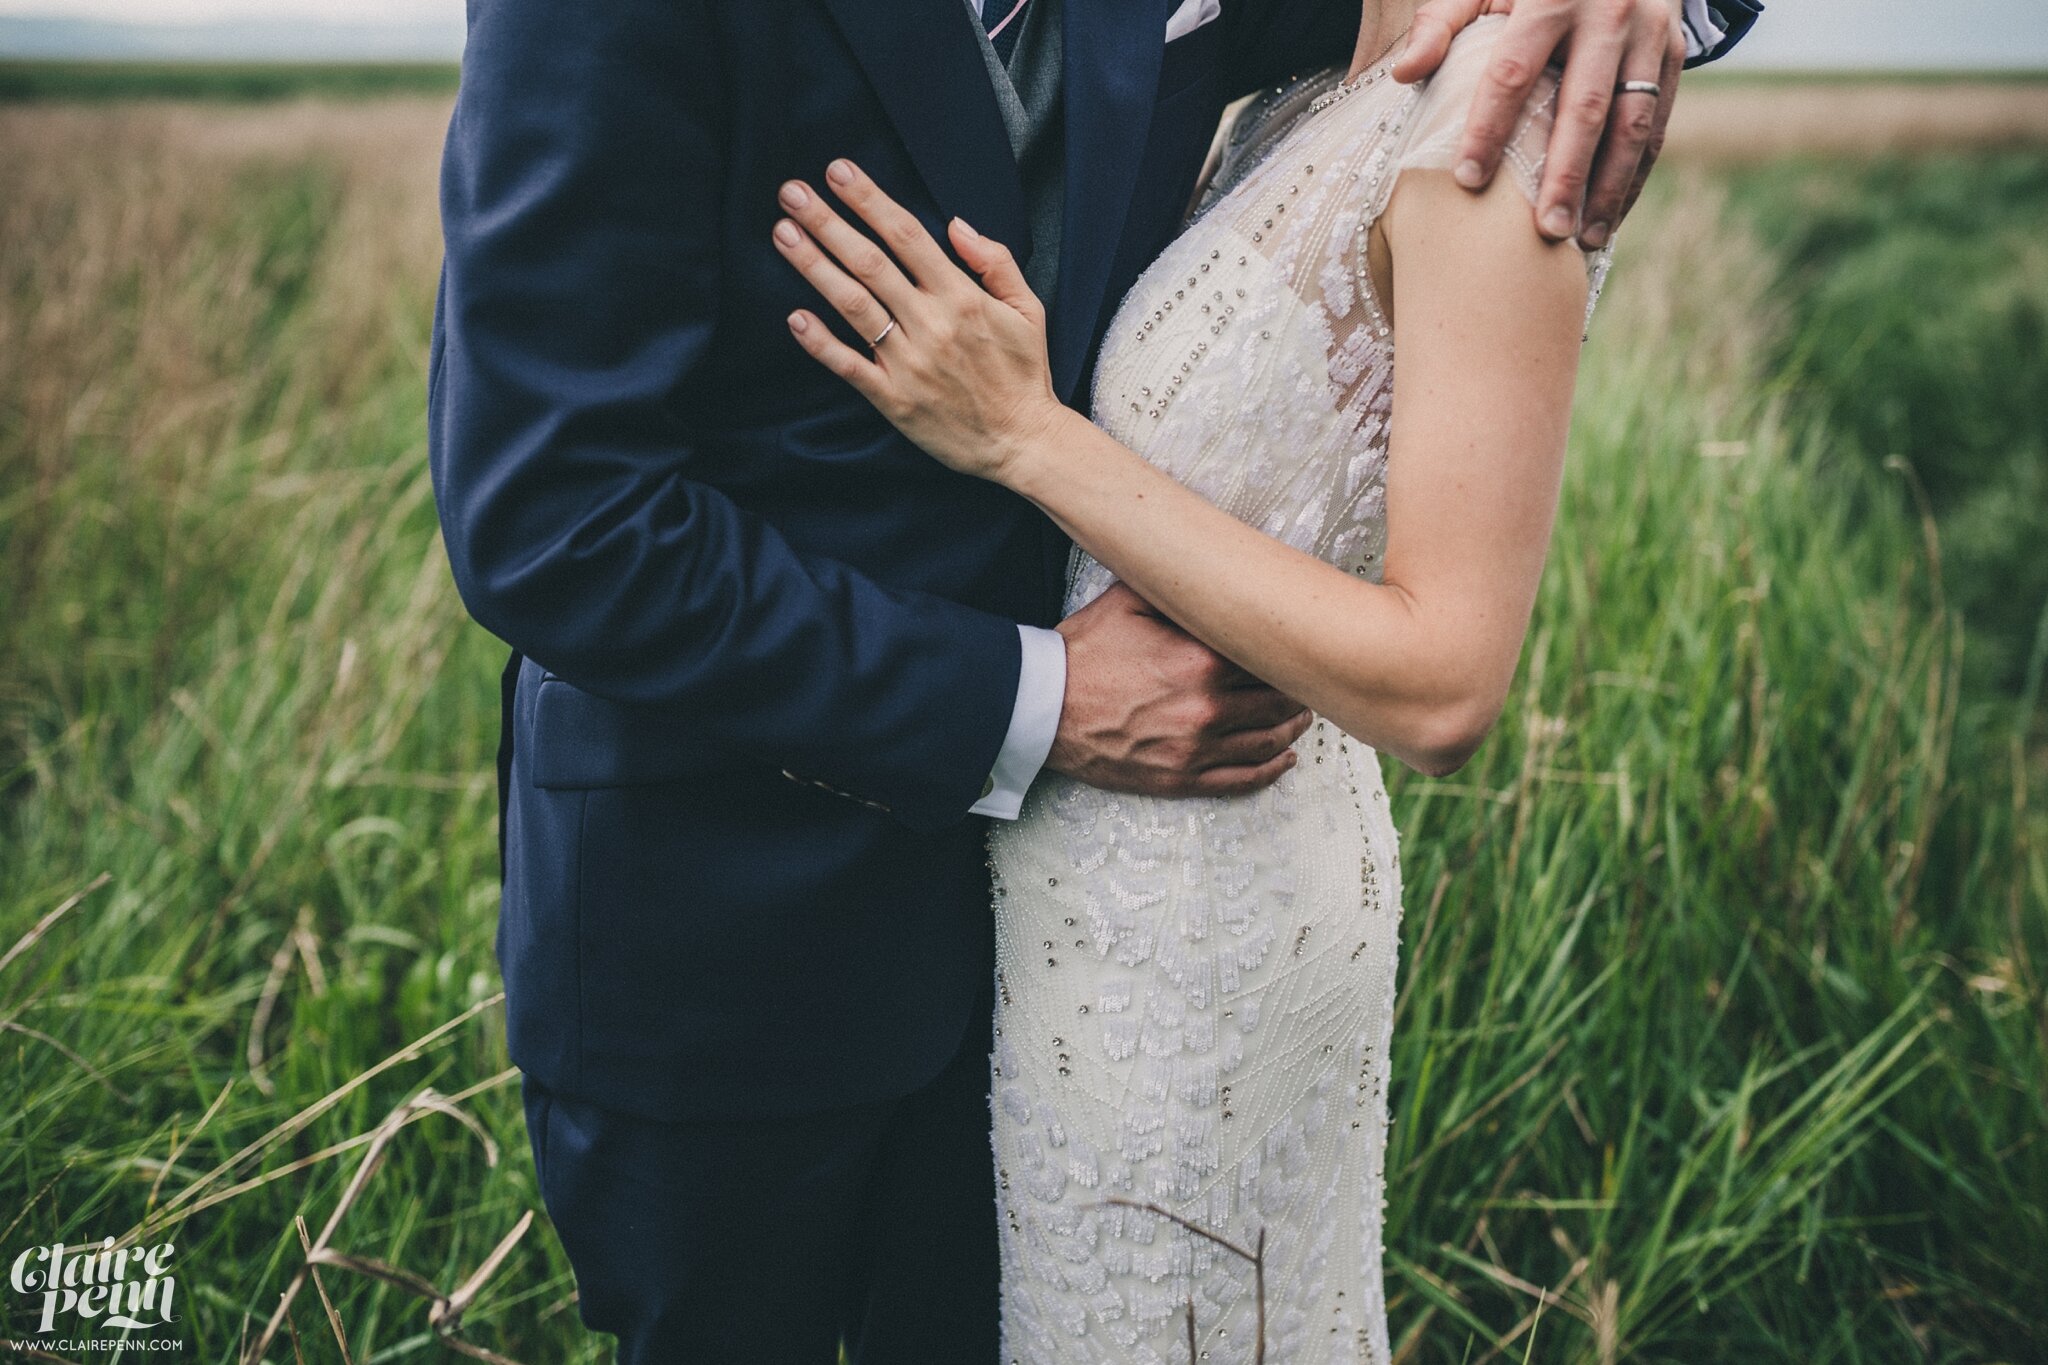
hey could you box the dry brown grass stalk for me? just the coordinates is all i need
[122,1066,520,1241]
[0,871,111,979]
[295,1215,356,1365]
[125,992,505,1246]
[1092,1195,1268,1364]
[241,1086,534,1365]
[0,1019,137,1104]
[247,905,326,1096]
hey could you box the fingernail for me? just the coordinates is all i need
[827,159,856,185]
[1580,221,1610,248]
[1542,206,1575,237]
[788,311,809,333]
[1454,159,1484,188]
[773,219,800,246]
[779,181,808,209]
[952,215,978,239]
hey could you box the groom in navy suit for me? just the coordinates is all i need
[429,0,1757,1358]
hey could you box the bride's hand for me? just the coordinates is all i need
[773,159,1068,484]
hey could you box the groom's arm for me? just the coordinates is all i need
[431,0,1025,834]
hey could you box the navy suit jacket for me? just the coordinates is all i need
[429,0,1361,1122]
[429,0,1755,1122]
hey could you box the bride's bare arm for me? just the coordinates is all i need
[774,159,1587,777]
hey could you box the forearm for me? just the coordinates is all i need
[1004,410,1498,774]
[757,24,1594,790]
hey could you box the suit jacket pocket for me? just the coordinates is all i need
[526,673,747,789]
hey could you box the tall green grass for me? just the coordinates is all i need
[1381,165,2046,1359]
[0,104,2042,1363]
[1726,151,2048,698]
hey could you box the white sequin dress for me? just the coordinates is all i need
[985,18,1611,1365]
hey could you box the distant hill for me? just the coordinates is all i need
[0,15,464,62]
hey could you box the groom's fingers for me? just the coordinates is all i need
[1209,684,1313,736]
[1613,33,1686,228]
[778,178,925,320]
[1575,5,1682,247]
[1185,749,1299,798]
[1449,2,1569,197]
[1532,5,1630,242]
[1390,0,1483,85]
[1199,710,1316,770]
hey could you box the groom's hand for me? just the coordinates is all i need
[1046,583,1314,798]
[1393,0,1687,249]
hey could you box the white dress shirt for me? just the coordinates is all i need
[974,626,1073,818]
[1681,0,1736,60]
[969,623,1066,819]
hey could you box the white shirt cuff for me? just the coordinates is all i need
[1679,0,1725,59]
[969,624,1067,820]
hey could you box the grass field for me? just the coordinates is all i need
[0,59,460,103]
[1,76,2044,1364]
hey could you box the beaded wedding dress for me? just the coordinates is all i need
[985,18,1611,1364]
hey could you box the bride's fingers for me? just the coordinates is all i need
[822,159,966,292]
[777,178,925,320]
[786,309,892,405]
[949,218,1044,321]
[773,218,899,351]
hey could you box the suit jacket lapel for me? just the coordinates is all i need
[1048,0,1171,399]
[818,0,1032,255]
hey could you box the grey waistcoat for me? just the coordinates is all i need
[962,0,1065,305]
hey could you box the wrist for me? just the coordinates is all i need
[999,401,1084,496]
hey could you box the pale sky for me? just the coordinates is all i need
[3,0,2047,69]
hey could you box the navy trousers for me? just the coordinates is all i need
[522,983,1000,1364]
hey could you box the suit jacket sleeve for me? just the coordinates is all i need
[429,0,1023,834]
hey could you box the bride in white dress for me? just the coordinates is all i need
[773,6,1613,1359]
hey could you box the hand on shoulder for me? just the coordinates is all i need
[1392,0,1688,249]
